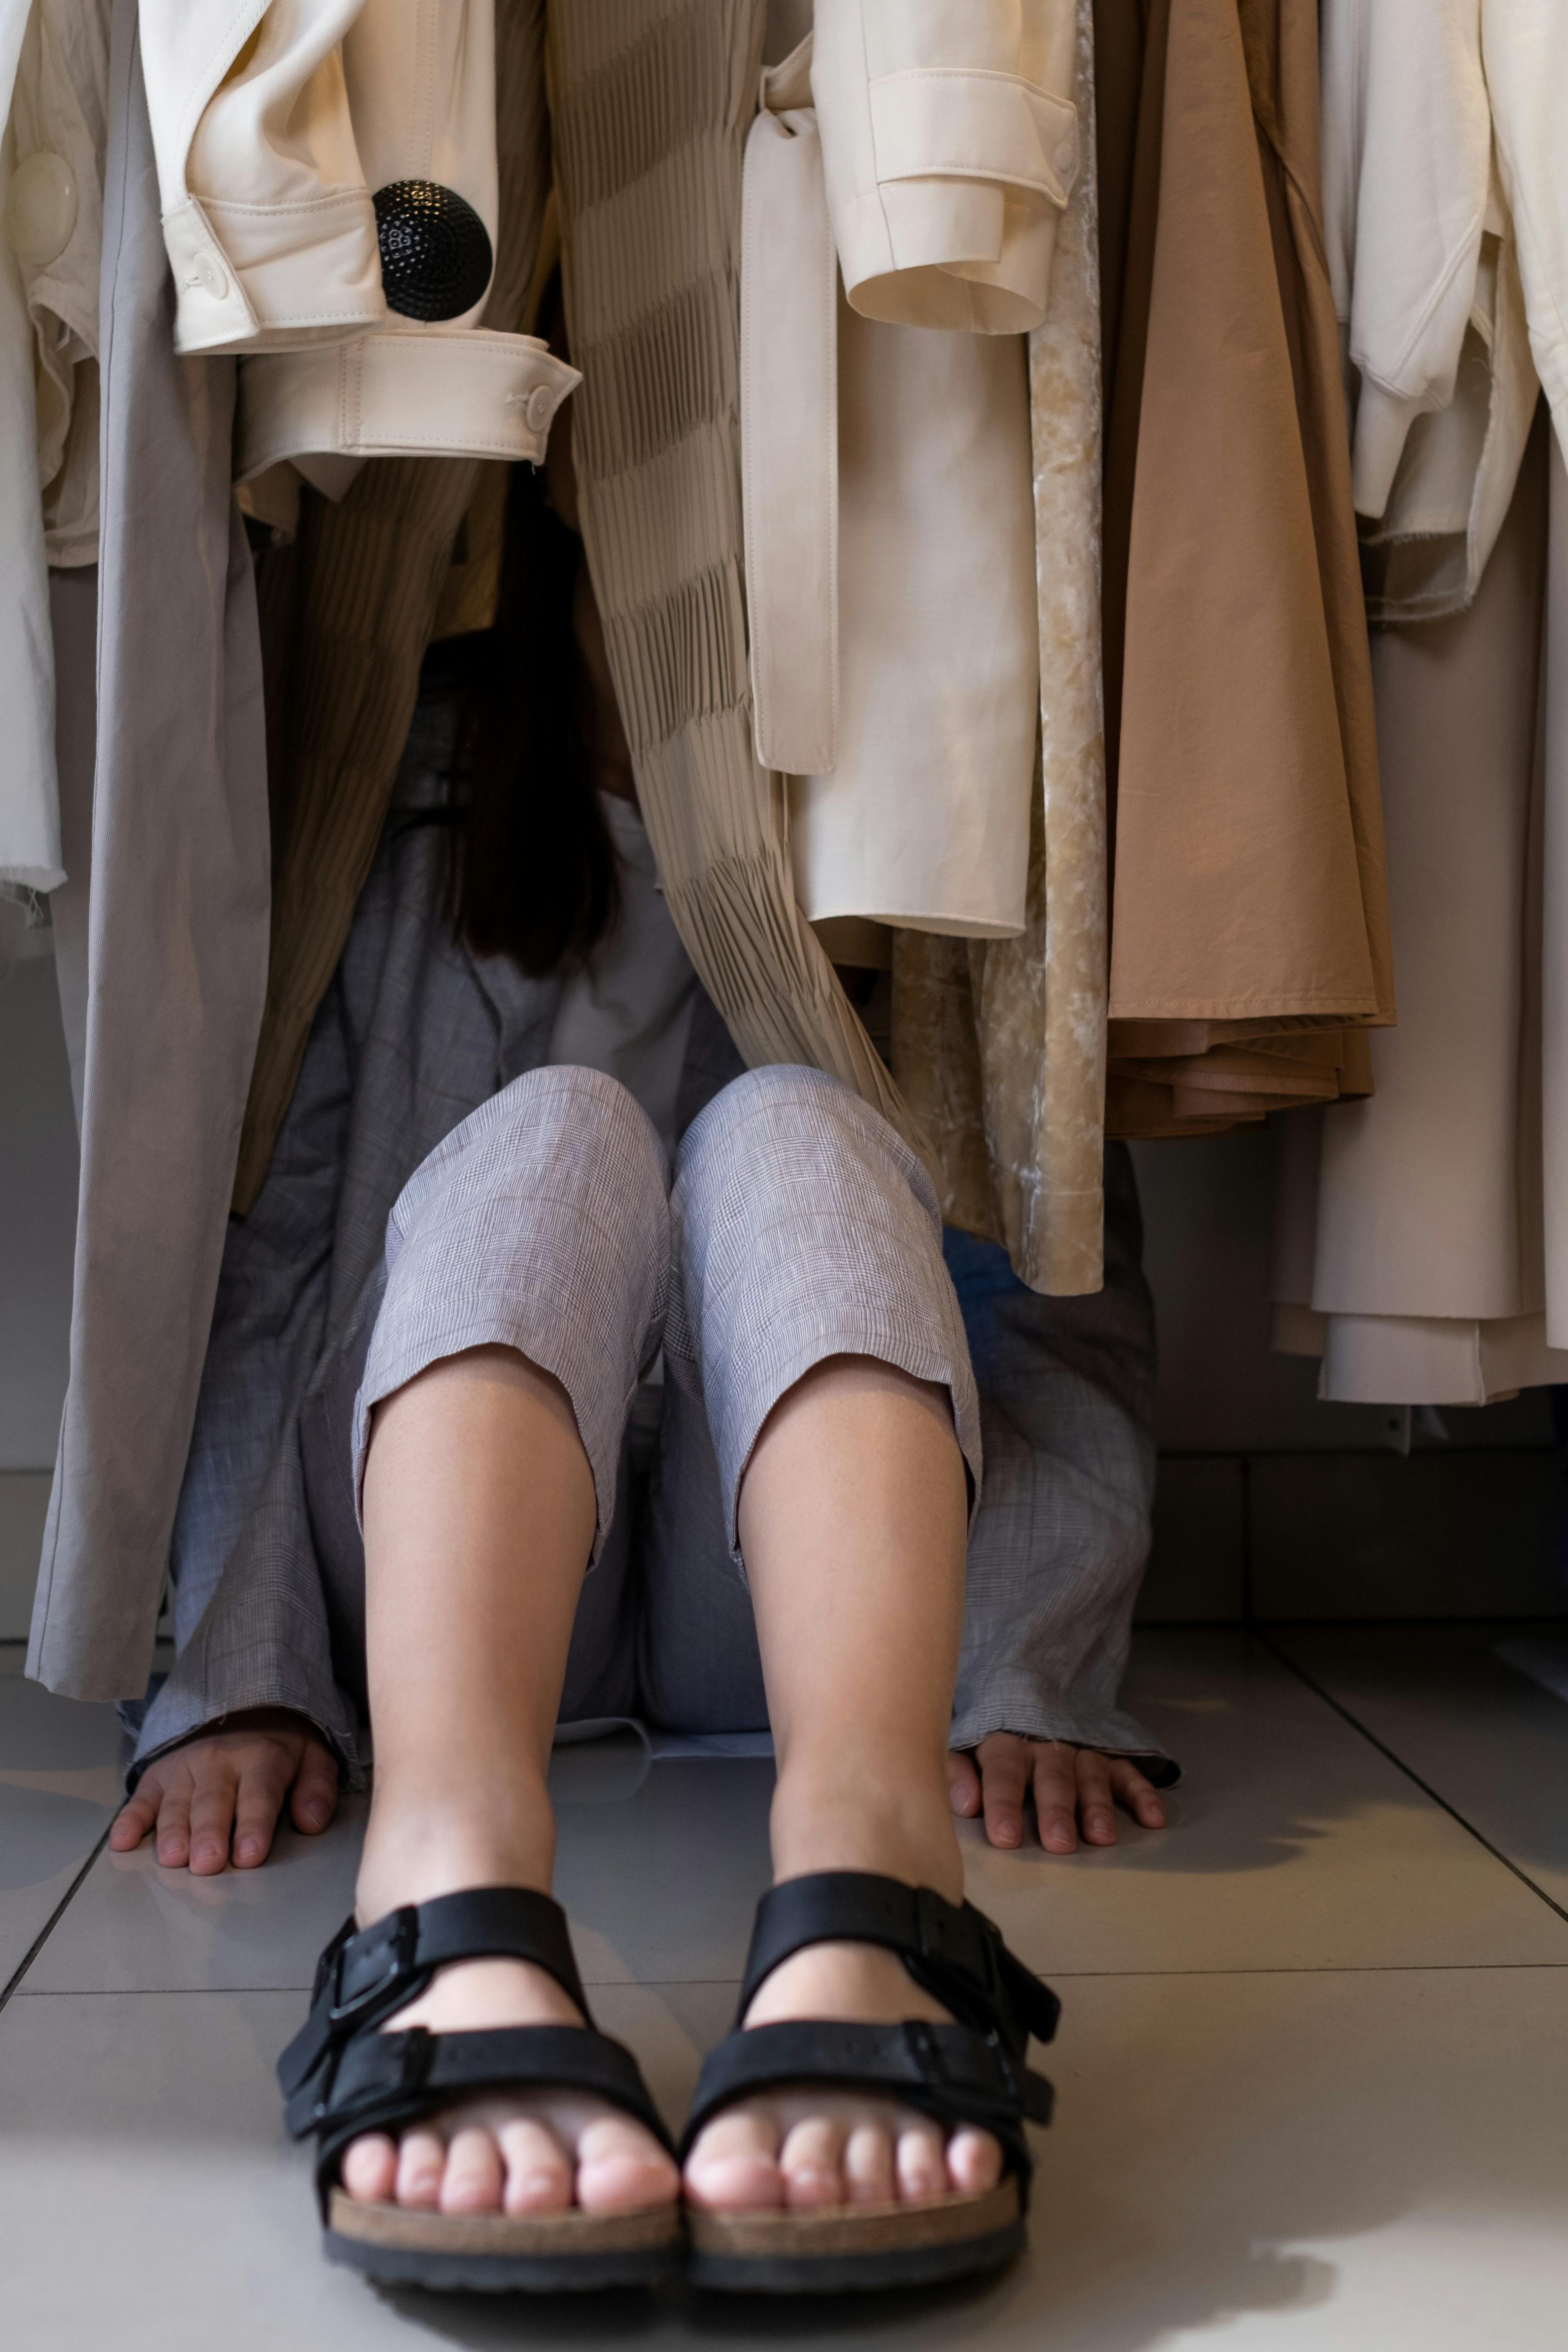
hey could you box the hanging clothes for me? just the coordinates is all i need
[1096,0,1394,1139]
[28,0,270,1702]
[231,0,1113,1298]
[891,0,1111,1294]
[1270,6,1568,1406]
[1272,413,1568,1404]
[0,0,62,895]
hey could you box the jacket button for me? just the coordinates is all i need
[192,250,229,300]
[4,149,77,268]
[524,385,554,433]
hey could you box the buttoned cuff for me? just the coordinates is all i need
[236,330,581,480]
[162,192,386,358]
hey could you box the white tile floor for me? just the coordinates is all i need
[3,1626,1566,2350]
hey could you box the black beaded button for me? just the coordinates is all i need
[372,180,493,322]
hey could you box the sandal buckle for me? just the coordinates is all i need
[329,1905,420,2024]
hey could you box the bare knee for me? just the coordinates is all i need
[368,1343,584,1456]
[753,1353,958,1460]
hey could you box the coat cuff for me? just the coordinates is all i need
[162,192,385,358]
[235,330,581,479]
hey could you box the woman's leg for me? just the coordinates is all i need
[663,1068,1000,2211]
[695,1354,1003,2211]
[335,1068,678,2219]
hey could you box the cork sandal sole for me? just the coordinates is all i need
[325,2185,683,2292]
[687,2176,1022,2294]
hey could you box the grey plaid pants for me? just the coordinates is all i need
[352,1060,983,1731]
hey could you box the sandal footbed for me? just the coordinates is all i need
[689,2186,1024,2294]
[326,2184,681,2261]
[688,2176,1018,2264]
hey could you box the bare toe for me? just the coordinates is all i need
[340,2132,397,2204]
[575,2115,680,2215]
[395,2126,449,2209]
[498,2118,571,2215]
[895,2120,947,2203]
[843,2121,895,2205]
[779,2116,846,2211]
[440,2124,504,2214]
[684,2107,784,2211]
[945,2125,1002,2196]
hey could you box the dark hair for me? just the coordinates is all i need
[446,459,621,975]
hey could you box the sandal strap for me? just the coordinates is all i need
[678,2018,1053,2200]
[277,1887,589,2107]
[738,1872,1060,2058]
[292,2021,675,2217]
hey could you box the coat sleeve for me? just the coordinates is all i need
[810,0,1080,334]
[1484,0,1568,458]
[129,967,365,1785]
[138,0,384,357]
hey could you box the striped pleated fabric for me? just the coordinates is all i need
[545,0,926,1162]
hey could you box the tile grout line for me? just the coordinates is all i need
[0,1826,114,2014]
[1255,1628,1568,1929]
[11,1959,1568,1999]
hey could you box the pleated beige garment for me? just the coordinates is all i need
[231,0,552,1212]
[1098,0,1394,1141]
[545,0,914,1154]
[891,0,1109,1294]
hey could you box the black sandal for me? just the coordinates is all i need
[277,1887,683,2291]
[679,1870,1059,2293]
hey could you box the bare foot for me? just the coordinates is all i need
[948,1735,1168,1853]
[338,1953,679,2219]
[682,1939,1003,2214]
[110,1711,339,1874]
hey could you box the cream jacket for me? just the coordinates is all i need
[742,3,1075,941]
[140,0,576,474]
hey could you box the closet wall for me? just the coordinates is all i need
[2,955,1560,1640]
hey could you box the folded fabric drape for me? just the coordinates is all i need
[1098,0,1394,1140]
